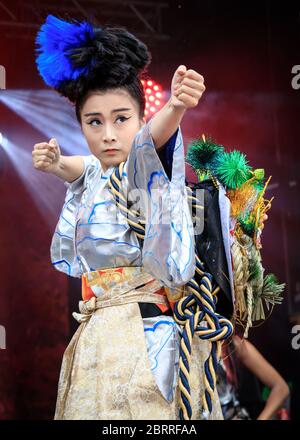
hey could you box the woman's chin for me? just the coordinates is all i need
[101,158,125,171]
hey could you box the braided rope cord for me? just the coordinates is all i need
[108,161,234,420]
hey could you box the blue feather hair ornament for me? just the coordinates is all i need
[35,14,97,88]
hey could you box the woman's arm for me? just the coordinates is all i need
[233,336,290,420]
[33,66,205,180]
[150,65,205,151]
[32,138,84,182]
[52,155,84,182]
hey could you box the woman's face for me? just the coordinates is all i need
[81,88,145,172]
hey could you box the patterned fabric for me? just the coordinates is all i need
[82,267,184,313]
[54,267,224,420]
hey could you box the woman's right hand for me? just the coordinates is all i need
[32,138,61,173]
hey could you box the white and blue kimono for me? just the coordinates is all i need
[50,118,196,402]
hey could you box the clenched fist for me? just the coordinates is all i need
[32,138,61,173]
[170,65,205,109]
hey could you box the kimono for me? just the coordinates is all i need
[50,117,224,420]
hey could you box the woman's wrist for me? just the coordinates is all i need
[50,155,66,178]
[50,155,84,183]
[165,98,186,121]
[150,99,186,150]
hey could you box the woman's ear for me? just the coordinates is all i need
[140,117,146,127]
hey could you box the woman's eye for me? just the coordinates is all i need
[88,119,101,126]
[116,116,130,124]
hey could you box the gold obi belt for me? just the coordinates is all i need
[81,266,184,314]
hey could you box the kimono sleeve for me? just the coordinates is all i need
[125,118,195,288]
[50,154,99,277]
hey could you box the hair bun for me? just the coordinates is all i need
[67,26,151,95]
[35,15,151,102]
[106,27,151,72]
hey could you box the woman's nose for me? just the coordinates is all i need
[102,124,117,142]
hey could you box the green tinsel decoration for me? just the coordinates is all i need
[261,273,285,307]
[238,213,256,236]
[186,137,224,180]
[248,259,261,282]
[252,168,265,191]
[215,150,252,190]
[254,168,265,181]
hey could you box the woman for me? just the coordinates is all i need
[32,15,223,420]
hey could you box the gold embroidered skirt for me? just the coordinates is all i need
[54,267,223,420]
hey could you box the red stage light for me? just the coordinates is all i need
[142,78,166,119]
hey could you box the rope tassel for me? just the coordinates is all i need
[174,259,233,419]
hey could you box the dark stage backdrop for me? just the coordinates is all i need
[0,0,299,419]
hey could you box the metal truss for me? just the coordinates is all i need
[0,0,170,41]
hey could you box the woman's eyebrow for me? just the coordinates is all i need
[84,108,132,117]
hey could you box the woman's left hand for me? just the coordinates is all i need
[170,65,206,110]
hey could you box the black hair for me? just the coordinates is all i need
[55,26,151,123]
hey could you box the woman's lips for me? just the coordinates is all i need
[104,149,119,155]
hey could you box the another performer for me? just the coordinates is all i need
[217,334,290,420]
